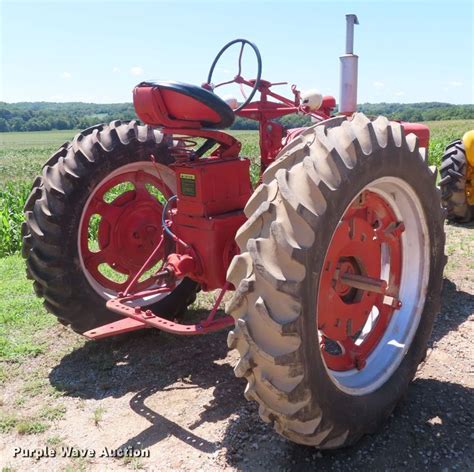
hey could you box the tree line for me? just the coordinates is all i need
[0,101,472,132]
[0,102,137,132]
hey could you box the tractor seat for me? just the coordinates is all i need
[133,81,235,129]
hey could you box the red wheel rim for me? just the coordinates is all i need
[79,167,172,294]
[317,190,404,372]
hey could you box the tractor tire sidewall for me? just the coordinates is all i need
[61,143,161,330]
[440,140,473,222]
[227,115,446,448]
[23,122,198,334]
[302,141,444,440]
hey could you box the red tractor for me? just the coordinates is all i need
[22,15,445,448]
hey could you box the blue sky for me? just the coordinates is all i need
[1,0,473,104]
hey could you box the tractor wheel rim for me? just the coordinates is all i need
[78,162,178,303]
[317,177,430,395]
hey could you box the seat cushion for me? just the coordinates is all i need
[133,81,235,129]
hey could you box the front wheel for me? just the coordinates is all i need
[226,114,446,448]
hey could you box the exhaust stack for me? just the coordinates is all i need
[339,14,359,114]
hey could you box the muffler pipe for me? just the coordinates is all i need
[339,14,359,114]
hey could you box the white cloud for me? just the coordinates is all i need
[130,66,144,76]
[373,81,384,89]
[112,67,120,73]
[448,80,463,87]
[60,72,72,79]
[394,91,405,97]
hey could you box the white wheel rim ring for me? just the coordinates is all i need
[78,161,179,305]
[319,176,430,395]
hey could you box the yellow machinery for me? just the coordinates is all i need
[440,130,474,222]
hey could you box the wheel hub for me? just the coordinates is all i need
[333,258,359,298]
[80,169,169,292]
[103,198,164,273]
[318,190,403,372]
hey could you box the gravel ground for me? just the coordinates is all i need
[0,222,472,471]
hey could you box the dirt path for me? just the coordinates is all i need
[1,223,473,471]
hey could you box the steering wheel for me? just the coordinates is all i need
[207,39,262,112]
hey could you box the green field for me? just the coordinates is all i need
[0,129,80,185]
[1,120,472,184]
[0,119,473,258]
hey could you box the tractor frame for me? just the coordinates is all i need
[83,21,430,341]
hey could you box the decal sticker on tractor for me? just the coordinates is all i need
[180,173,196,197]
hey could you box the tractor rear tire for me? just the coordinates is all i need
[439,139,473,222]
[226,114,446,448]
[22,120,199,334]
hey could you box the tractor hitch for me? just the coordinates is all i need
[83,228,234,340]
[105,284,234,336]
[83,281,234,339]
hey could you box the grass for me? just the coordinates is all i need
[425,119,474,166]
[22,378,50,396]
[0,365,7,384]
[122,456,145,470]
[93,406,105,427]
[16,418,49,435]
[46,434,65,446]
[0,367,66,440]
[39,404,67,421]
[0,413,17,433]
[0,182,31,257]
[0,254,56,363]
[0,412,49,435]
[63,457,89,472]
[0,129,79,257]
[0,129,79,185]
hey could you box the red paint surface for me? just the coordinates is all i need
[318,191,403,371]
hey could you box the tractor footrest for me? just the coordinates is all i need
[105,298,234,336]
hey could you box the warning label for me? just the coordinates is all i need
[180,173,196,197]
